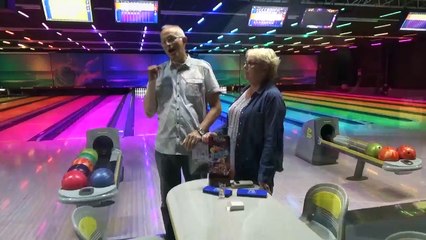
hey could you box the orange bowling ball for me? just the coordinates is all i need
[397,145,416,160]
[72,157,94,172]
[378,146,400,161]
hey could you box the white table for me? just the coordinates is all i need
[166,179,322,240]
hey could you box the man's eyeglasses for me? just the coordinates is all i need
[161,35,183,45]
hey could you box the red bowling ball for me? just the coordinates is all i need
[378,146,400,161]
[61,170,88,190]
[397,145,416,160]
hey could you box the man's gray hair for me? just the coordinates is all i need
[161,25,186,37]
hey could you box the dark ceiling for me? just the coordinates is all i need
[0,0,425,54]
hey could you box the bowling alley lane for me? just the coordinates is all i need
[0,96,99,142]
[133,95,159,136]
[0,96,74,123]
[55,95,125,140]
[0,96,49,111]
[0,96,24,103]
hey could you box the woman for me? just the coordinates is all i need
[203,48,286,193]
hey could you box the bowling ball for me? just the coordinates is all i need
[62,170,88,190]
[378,146,400,161]
[90,168,114,188]
[365,143,383,158]
[67,164,91,177]
[78,152,97,165]
[80,148,98,162]
[72,158,94,172]
[397,145,416,160]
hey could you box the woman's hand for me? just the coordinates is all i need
[201,132,217,144]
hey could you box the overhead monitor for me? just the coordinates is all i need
[300,8,338,29]
[400,12,426,31]
[42,0,93,22]
[248,6,288,27]
[115,0,158,23]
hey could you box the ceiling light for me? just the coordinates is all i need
[5,30,14,35]
[339,31,352,36]
[197,18,205,24]
[42,23,49,30]
[18,11,29,18]
[336,23,351,28]
[213,2,222,11]
[56,32,62,36]
[230,28,238,33]
[344,38,356,42]
[374,24,391,29]
[3,41,11,44]
[314,37,323,41]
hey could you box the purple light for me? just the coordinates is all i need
[349,45,358,49]
[399,38,413,43]
[315,51,320,53]
[371,42,382,47]
[330,48,338,52]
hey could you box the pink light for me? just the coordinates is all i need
[36,165,43,173]
[20,180,29,190]
[371,42,382,47]
[1,199,10,210]
[330,48,338,52]
[57,148,61,153]
[292,129,299,135]
[349,45,358,49]
[399,38,412,43]
[47,157,53,164]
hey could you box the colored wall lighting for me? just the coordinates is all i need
[339,31,352,36]
[380,11,401,18]
[249,36,256,40]
[374,24,391,29]
[336,23,351,28]
[314,37,323,41]
[230,28,239,33]
[344,38,356,42]
[213,2,222,11]
[266,29,276,34]
[374,32,388,36]
[197,18,205,24]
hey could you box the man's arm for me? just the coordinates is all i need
[144,65,159,118]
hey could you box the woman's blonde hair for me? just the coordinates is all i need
[246,48,281,81]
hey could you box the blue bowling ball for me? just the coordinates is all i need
[89,168,114,188]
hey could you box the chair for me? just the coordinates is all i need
[300,183,349,240]
[385,231,426,240]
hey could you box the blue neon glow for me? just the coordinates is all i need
[266,29,277,34]
[230,28,238,33]
[212,2,222,11]
[217,35,224,39]
[214,46,220,50]
[224,44,229,47]
[197,17,205,24]
[207,40,212,43]
[249,36,256,40]
[187,27,193,32]
[235,40,241,44]
[200,44,203,47]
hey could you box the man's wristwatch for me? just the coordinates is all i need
[197,128,206,136]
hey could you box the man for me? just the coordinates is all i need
[144,25,222,240]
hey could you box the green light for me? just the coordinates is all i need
[336,23,351,28]
[380,11,401,18]
[306,30,317,35]
[249,36,256,40]
[284,37,293,41]
[264,41,274,46]
[341,8,345,11]
[253,45,259,48]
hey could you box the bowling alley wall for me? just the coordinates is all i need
[0,52,317,89]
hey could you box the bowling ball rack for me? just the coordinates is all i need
[319,139,422,181]
[296,117,423,181]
